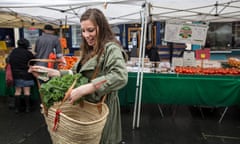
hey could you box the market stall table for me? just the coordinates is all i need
[118,72,240,123]
[2,70,240,122]
[2,70,240,106]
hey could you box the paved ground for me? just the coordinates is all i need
[1,96,240,144]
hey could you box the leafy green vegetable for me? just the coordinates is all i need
[39,73,88,108]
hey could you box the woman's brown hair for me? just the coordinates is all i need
[80,8,121,64]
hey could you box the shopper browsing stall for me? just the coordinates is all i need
[8,38,35,113]
[34,24,65,68]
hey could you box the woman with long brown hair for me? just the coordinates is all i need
[29,8,128,144]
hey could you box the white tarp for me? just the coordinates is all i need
[0,0,239,28]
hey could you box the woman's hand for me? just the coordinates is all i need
[69,83,95,104]
[28,65,61,78]
[69,80,107,104]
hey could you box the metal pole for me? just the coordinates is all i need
[132,9,145,129]
[136,2,149,128]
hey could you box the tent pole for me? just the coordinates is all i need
[136,2,149,128]
[130,2,149,129]
[132,9,145,129]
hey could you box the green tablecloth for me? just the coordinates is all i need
[119,72,240,107]
[2,70,240,106]
[0,70,14,96]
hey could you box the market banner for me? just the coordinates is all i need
[164,22,209,46]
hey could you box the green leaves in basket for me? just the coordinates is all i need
[39,73,88,108]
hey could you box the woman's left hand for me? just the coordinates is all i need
[69,83,95,104]
[69,80,107,104]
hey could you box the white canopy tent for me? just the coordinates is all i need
[0,0,239,28]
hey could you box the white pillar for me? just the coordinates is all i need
[14,28,19,47]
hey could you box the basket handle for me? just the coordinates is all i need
[78,80,107,114]
[79,94,106,114]
[96,95,107,114]
[28,58,63,67]
[36,79,49,116]
[58,77,78,108]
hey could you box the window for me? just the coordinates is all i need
[23,28,39,48]
[206,22,232,51]
[71,25,82,48]
[233,22,240,48]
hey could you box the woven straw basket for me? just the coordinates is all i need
[29,59,109,144]
[43,100,109,144]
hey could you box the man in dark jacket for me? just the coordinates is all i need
[145,41,160,62]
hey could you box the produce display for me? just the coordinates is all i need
[58,56,79,70]
[39,73,88,108]
[175,66,240,75]
[227,57,240,68]
[0,55,6,69]
[0,49,11,70]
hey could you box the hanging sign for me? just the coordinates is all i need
[164,22,208,45]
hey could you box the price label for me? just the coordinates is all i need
[200,54,206,59]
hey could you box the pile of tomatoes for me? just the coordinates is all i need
[175,66,240,75]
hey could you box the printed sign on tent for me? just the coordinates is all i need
[164,22,209,45]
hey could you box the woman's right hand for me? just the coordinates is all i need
[28,65,61,78]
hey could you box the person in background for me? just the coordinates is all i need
[34,24,65,68]
[145,41,160,61]
[145,41,160,62]
[29,8,128,144]
[9,38,35,113]
[4,35,13,47]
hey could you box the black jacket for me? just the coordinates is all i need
[9,47,34,80]
[145,47,160,61]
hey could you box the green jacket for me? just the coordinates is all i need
[72,42,128,144]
